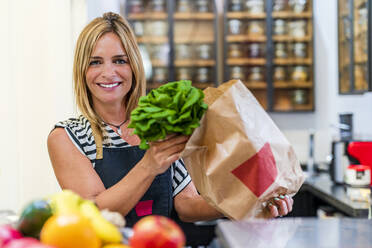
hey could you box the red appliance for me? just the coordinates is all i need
[347,142,372,186]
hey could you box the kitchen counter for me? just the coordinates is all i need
[300,173,370,217]
[213,218,372,248]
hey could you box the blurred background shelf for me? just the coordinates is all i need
[224,0,315,112]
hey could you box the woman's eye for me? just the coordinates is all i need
[114,59,128,64]
[89,60,101,66]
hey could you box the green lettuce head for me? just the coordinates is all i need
[128,80,208,149]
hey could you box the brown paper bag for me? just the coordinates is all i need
[182,79,305,220]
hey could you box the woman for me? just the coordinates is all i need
[48,12,293,227]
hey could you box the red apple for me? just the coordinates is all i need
[129,215,185,248]
[0,225,22,247]
[3,237,38,248]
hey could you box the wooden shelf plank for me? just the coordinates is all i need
[273,35,312,42]
[175,37,215,44]
[174,60,215,67]
[192,82,215,89]
[226,12,266,19]
[226,35,266,42]
[136,36,168,44]
[128,12,168,20]
[174,12,214,20]
[272,11,312,19]
[274,81,313,88]
[151,59,168,67]
[244,81,267,89]
[227,58,266,65]
[274,58,313,65]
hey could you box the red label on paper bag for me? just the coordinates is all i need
[231,143,277,197]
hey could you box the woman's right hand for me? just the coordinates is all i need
[140,134,190,176]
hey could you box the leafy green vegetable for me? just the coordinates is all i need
[128,80,208,149]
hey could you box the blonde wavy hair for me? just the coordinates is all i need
[73,12,146,142]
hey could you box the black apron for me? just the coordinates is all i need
[94,145,173,227]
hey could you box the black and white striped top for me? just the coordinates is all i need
[54,115,191,197]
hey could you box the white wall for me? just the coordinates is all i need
[0,0,87,212]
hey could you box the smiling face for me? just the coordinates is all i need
[86,32,133,107]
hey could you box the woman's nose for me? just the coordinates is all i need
[102,63,116,79]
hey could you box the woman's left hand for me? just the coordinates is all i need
[267,195,294,218]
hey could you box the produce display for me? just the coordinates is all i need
[0,190,186,248]
[128,80,208,149]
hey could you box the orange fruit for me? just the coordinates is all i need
[102,244,131,248]
[40,213,101,248]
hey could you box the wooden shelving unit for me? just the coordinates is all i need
[224,0,315,112]
[125,0,218,90]
[338,0,371,94]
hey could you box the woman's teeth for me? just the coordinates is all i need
[99,83,120,88]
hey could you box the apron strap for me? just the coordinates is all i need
[90,121,103,160]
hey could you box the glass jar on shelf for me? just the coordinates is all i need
[149,0,166,12]
[195,0,210,13]
[288,0,307,13]
[177,0,193,13]
[246,21,265,36]
[132,21,144,37]
[150,44,169,64]
[292,89,308,105]
[291,66,308,81]
[275,43,287,58]
[288,20,307,37]
[245,0,264,14]
[274,19,287,35]
[248,67,264,81]
[230,66,245,80]
[230,0,243,12]
[130,0,144,14]
[147,21,168,36]
[177,67,192,80]
[291,42,307,58]
[153,67,168,84]
[196,67,210,83]
[229,19,244,35]
[175,44,192,60]
[274,66,287,81]
[229,44,243,58]
[196,44,213,60]
[273,0,288,12]
[247,43,262,58]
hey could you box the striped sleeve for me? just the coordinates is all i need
[53,116,98,166]
[171,158,191,197]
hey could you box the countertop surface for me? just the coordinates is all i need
[214,218,372,248]
[303,173,370,217]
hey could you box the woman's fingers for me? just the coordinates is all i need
[153,135,189,151]
[274,196,289,216]
[283,195,293,212]
[267,195,293,218]
[268,203,279,217]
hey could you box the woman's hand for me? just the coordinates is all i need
[267,195,294,218]
[140,134,189,176]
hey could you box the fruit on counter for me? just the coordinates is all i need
[40,213,100,248]
[79,200,122,244]
[129,215,185,248]
[3,237,54,248]
[48,190,81,215]
[0,225,22,247]
[17,200,53,238]
[102,244,131,248]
